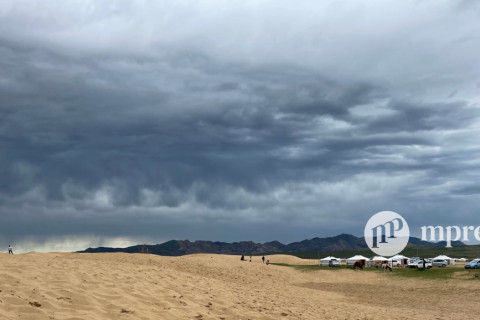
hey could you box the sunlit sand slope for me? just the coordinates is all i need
[0,253,478,319]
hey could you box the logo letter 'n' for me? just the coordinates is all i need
[371,224,387,248]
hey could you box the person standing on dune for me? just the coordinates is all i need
[8,245,13,254]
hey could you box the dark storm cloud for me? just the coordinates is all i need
[360,100,479,133]
[1,0,480,251]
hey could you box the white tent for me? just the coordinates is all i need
[346,255,370,266]
[368,256,389,267]
[319,256,341,266]
[390,254,409,260]
[433,255,455,265]
[371,256,388,261]
[389,254,409,266]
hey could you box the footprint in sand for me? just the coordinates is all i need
[29,301,42,307]
[56,296,72,303]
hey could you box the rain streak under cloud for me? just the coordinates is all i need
[1,0,480,252]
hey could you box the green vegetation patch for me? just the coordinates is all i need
[270,263,480,280]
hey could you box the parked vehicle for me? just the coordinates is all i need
[464,259,480,269]
[407,259,432,269]
[416,260,432,269]
[328,259,341,267]
[407,260,418,268]
[432,259,448,268]
[390,260,400,267]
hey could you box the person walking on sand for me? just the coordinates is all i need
[249,255,252,262]
[8,245,13,254]
[262,256,265,264]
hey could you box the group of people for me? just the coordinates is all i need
[240,254,269,265]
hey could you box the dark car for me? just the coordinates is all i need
[465,259,480,269]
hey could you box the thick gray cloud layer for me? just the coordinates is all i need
[1,0,480,252]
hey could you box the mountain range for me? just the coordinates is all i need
[78,234,465,256]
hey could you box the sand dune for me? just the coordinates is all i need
[0,252,479,319]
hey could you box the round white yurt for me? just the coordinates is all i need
[433,255,456,265]
[371,256,388,262]
[389,254,409,267]
[346,255,370,266]
[369,256,389,267]
[319,256,341,266]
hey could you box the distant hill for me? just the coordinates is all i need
[78,234,465,256]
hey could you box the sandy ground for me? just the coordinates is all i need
[0,253,479,320]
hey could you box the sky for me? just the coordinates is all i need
[1,0,480,252]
